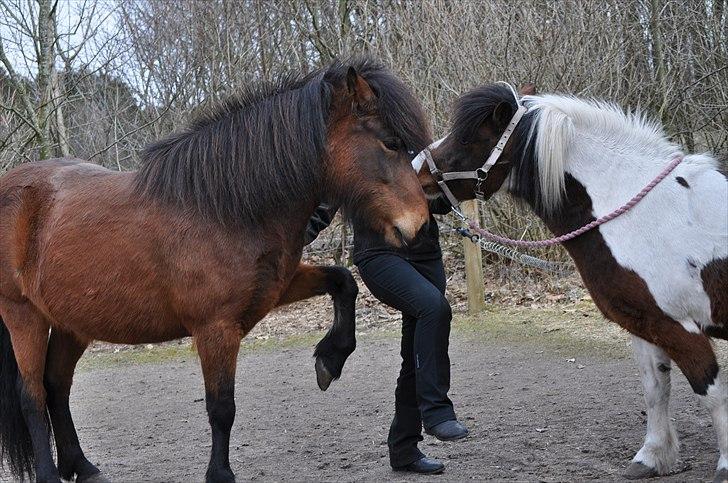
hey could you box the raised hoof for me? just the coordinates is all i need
[78,472,111,483]
[315,356,334,391]
[714,468,728,483]
[624,462,659,480]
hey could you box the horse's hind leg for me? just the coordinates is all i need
[44,329,106,482]
[0,301,59,482]
[625,335,679,479]
[276,264,358,391]
[195,321,242,483]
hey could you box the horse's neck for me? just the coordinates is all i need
[517,132,678,238]
[561,135,679,224]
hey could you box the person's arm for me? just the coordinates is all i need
[428,195,452,215]
[303,203,340,245]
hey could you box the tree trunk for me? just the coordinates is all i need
[35,0,57,159]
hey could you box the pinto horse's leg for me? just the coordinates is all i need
[195,321,242,483]
[625,336,678,479]
[626,319,727,481]
[0,301,59,482]
[44,329,106,482]
[276,263,358,391]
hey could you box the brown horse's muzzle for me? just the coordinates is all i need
[393,209,429,244]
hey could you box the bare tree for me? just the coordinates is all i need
[2,0,726,270]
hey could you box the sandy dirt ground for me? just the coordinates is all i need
[6,309,723,483]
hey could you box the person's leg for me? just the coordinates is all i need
[358,255,454,465]
[408,258,456,430]
[386,312,425,467]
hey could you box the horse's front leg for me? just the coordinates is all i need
[276,263,358,391]
[625,335,679,479]
[45,329,106,482]
[194,321,242,483]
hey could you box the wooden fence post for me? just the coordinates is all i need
[461,199,485,314]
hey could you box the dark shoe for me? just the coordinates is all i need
[426,420,469,441]
[393,457,445,475]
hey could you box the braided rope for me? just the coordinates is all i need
[467,156,684,248]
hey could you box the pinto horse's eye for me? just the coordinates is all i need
[459,138,470,146]
[383,137,403,151]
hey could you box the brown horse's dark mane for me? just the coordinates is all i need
[134,56,431,227]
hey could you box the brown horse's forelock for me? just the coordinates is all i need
[325,57,433,224]
[134,56,431,228]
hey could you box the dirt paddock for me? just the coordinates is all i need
[3,304,725,482]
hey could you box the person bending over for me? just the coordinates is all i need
[304,196,468,475]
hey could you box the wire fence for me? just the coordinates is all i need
[303,197,577,282]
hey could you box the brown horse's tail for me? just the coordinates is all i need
[0,315,35,479]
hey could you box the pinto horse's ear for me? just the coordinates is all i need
[519,82,537,96]
[493,101,514,129]
[346,67,376,108]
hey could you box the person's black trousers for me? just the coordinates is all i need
[357,254,456,468]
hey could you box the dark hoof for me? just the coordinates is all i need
[315,356,334,391]
[393,457,445,475]
[625,462,659,480]
[78,472,111,483]
[206,467,235,483]
[714,468,728,483]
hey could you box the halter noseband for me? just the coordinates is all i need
[412,83,528,216]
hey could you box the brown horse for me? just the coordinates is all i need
[0,58,432,483]
[421,83,728,482]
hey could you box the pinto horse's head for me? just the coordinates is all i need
[423,83,537,206]
[325,63,430,247]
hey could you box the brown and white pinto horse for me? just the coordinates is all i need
[0,58,432,482]
[422,84,728,481]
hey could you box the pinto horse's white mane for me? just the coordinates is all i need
[521,94,679,214]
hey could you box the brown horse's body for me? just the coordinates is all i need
[0,59,432,483]
[1,159,304,346]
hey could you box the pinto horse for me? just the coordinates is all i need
[421,84,728,481]
[0,58,432,482]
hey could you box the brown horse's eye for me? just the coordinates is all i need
[383,137,402,151]
[459,138,470,146]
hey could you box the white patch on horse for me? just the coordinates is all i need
[411,152,426,172]
[523,94,728,327]
[631,336,679,474]
[411,136,448,173]
[679,319,702,334]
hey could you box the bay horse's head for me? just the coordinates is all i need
[136,57,429,246]
[324,62,430,246]
[420,83,538,209]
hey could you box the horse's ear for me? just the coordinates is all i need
[519,82,537,96]
[346,67,376,107]
[493,101,514,129]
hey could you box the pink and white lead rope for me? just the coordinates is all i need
[464,156,685,248]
